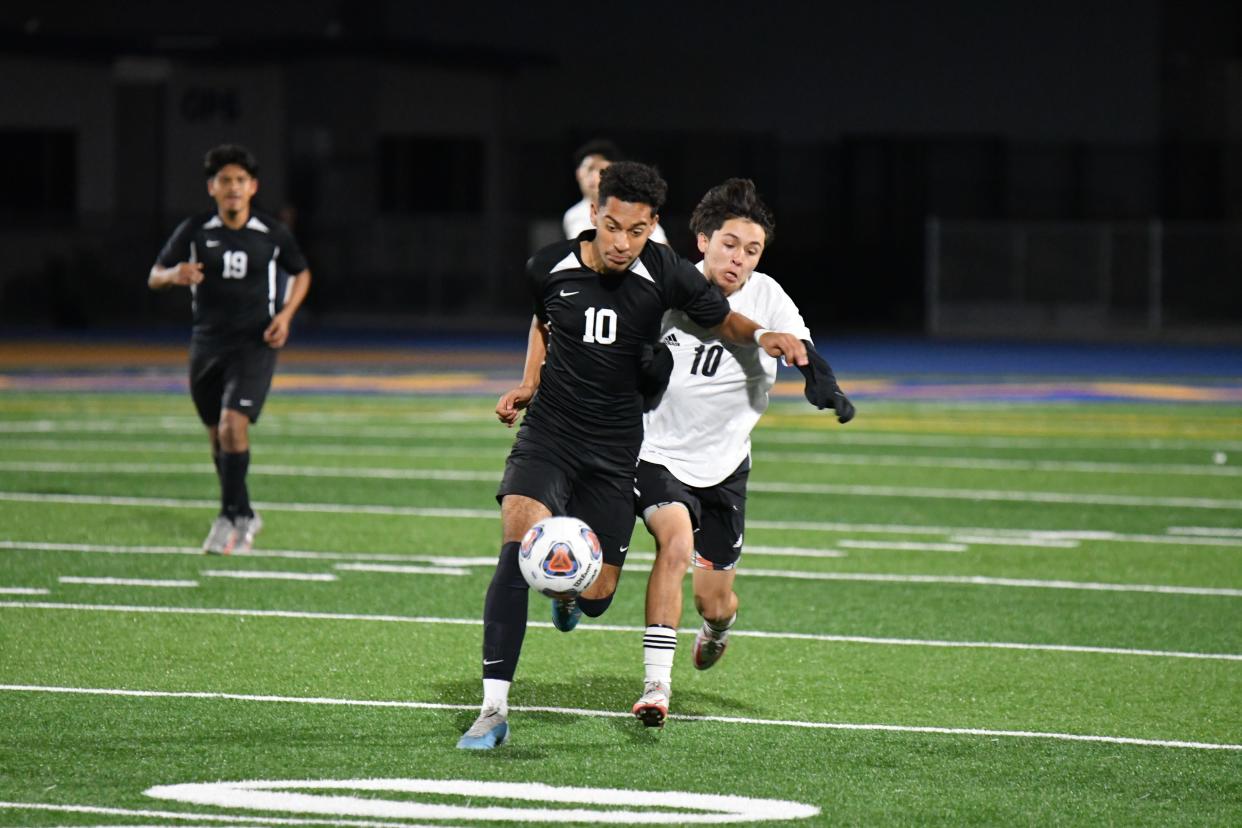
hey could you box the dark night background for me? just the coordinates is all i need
[1,0,1239,342]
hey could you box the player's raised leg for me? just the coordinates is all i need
[692,565,738,670]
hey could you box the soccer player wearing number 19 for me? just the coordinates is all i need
[148,144,311,556]
[457,162,809,749]
[631,179,855,727]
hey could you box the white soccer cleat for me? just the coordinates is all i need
[202,515,237,555]
[231,512,263,554]
[456,704,510,750]
[632,680,670,728]
[693,626,730,670]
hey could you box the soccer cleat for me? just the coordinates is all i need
[693,626,730,670]
[456,705,509,750]
[202,515,237,555]
[632,680,670,728]
[550,596,582,632]
[231,512,263,554]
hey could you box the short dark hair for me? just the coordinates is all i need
[597,161,667,215]
[689,178,776,246]
[572,138,622,168]
[204,144,259,179]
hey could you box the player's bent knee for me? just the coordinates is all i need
[581,564,618,600]
[654,536,693,571]
[694,591,736,623]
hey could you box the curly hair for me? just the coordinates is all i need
[597,161,668,215]
[689,178,775,245]
[204,144,259,179]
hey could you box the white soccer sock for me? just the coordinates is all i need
[482,678,510,715]
[642,624,678,685]
[703,612,737,638]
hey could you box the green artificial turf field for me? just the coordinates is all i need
[1,391,1239,826]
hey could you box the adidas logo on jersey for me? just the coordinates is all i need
[663,333,679,346]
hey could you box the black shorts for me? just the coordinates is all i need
[635,457,750,571]
[189,337,278,426]
[497,425,639,568]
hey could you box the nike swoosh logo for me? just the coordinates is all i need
[559,289,580,297]
[483,658,503,665]
[619,546,629,553]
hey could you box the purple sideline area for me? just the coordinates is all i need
[819,337,1242,378]
[0,332,1239,403]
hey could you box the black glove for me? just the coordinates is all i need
[796,340,856,424]
[638,341,673,412]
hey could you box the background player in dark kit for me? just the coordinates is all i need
[148,144,312,555]
[458,161,806,749]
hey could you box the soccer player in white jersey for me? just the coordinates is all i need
[563,139,668,244]
[631,179,855,727]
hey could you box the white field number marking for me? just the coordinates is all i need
[145,778,821,824]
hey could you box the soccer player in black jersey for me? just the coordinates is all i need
[457,161,806,749]
[148,144,311,555]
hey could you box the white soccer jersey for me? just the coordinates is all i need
[640,263,812,487]
[563,198,668,243]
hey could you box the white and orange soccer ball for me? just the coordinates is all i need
[517,516,603,598]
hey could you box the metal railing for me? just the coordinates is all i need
[926,219,1242,340]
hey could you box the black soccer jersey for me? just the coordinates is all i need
[523,234,730,447]
[157,210,307,344]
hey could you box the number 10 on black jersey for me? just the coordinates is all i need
[582,307,617,344]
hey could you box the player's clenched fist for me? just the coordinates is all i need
[173,262,204,285]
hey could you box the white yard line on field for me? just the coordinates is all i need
[837,540,967,552]
[0,587,48,595]
[746,518,1242,547]
[746,481,1242,511]
[947,535,1081,548]
[4,540,1236,598]
[4,437,503,460]
[759,450,1242,477]
[0,540,498,563]
[0,684,1238,751]
[0,420,512,441]
[742,569,1242,597]
[4,459,1240,509]
[8,437,1239,476]
[0,461,500,483]
[59,577,198,588]
[0,491,496,519]
[2,601,1240,662]
[1168,526,1242,538]
[5,417,1241,452]
[6,494,1242,551]
[754,431,1242,452]
[202,571,338,582]
[334,563,470,576]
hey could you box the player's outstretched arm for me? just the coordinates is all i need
[147,261,204,290]
[714,310,808,366]
[496,315,548,427]
[264,269,312,349]
[798,340,855,424]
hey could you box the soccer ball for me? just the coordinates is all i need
[517,516,603,598]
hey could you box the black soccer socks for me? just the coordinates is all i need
[219,450,252,519]
[482,541,529,682]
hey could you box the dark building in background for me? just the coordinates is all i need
[0,1,1239,340]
